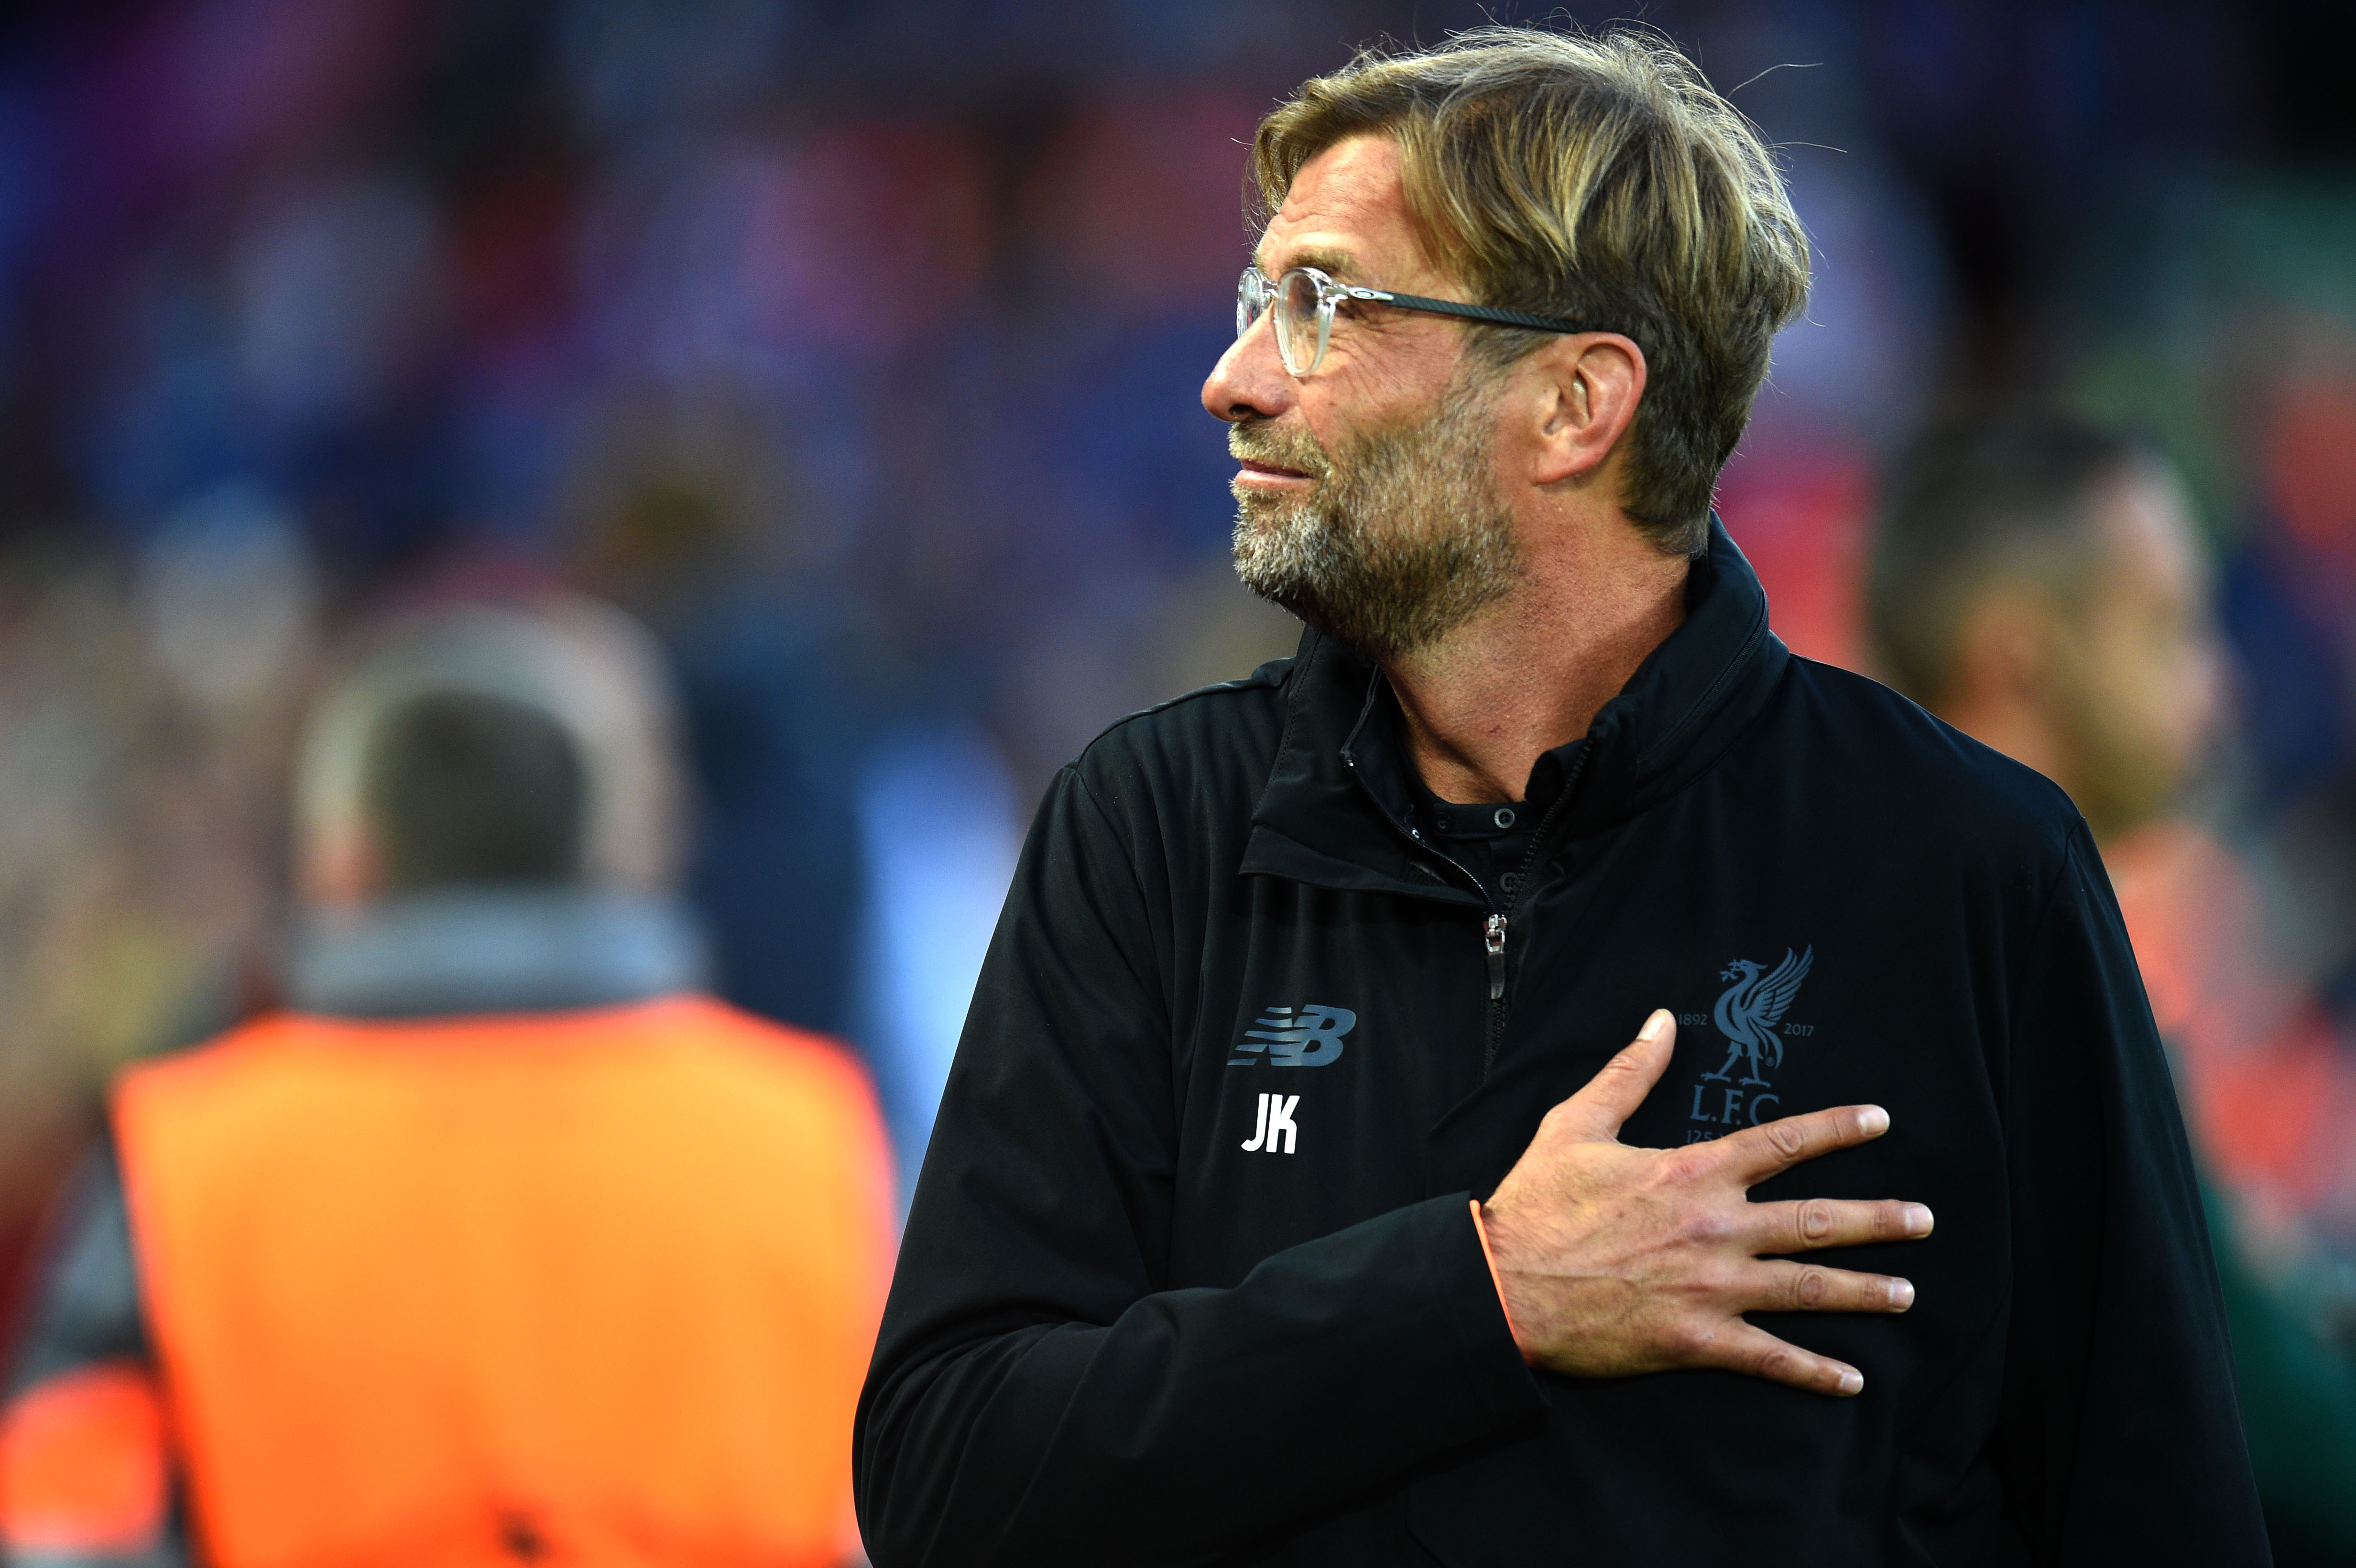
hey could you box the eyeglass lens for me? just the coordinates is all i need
[1276,270,1328,374]
[1235,269,1336,376]
[1236,271,1267,343]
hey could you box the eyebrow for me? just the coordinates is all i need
[1255,243,1362,282]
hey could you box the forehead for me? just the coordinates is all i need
[2091,463,2205,599]
[1254,135,1439,284]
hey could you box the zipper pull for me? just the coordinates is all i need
[1484,913,1507,1001]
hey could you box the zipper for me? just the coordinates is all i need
[1478,741,1595,1078]
[1343,749,1494,903]
[1345,731,1594,1082]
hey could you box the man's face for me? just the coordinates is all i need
[2046,465,2225,838]
[1201,136,1520,662]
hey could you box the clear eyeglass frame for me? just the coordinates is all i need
[1234,265,1595,377]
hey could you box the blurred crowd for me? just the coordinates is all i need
[0,0,2351,1556]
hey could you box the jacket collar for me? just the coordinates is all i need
[1240,514,1789,902]
[287,889,709,1019]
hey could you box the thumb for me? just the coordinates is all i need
[1557,1010,1677,1140]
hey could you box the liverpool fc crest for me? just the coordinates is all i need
[1701,947,1814,1087]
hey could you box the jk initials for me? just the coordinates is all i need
[1241,1092,1299,1154]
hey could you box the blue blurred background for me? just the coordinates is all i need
[0,0,2353,1340]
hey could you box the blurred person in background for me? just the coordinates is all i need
[858,26,2261,1566]
[1866,412,2356,1564]
[0,494,327,1350]
[565,389,875,1048]
[561,389,1022,1204]
[0,599,893,1568]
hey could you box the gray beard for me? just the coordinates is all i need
[1230,386,1522,664]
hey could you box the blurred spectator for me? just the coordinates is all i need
[0,599,892,1568]
[565,386,875,1043]
[1866,412,2356,1563]
[561,386,1025,1194]
[0,504,320,1350]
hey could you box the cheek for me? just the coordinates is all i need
[2113,626,2218,764]
[1314,333,1460,424]
[2165,637,2226,753]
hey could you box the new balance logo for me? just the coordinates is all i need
[1227,1004,1354,1067]
[1241,1092,1298,1154]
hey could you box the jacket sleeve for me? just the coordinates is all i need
[853,764,1541,1568]
[1996,824,2270,1562]
[1,1141,188,1568]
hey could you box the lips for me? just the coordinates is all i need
[1230,439,1324,482]
[1237,458,1311,480]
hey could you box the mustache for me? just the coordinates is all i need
[1228,421,1331,478]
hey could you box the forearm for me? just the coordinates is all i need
[2,1143,187,1567]
[856,1195,1539,1568]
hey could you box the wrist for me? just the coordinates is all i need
[1469,1199,1536,1364]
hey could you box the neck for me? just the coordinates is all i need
[1386,525,1691,803]
[1939,692,2064,787]
[1938,690,2144,847]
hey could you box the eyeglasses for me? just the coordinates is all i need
[1235,265,1595,377]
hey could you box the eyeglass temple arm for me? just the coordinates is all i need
[1344,286,1592,337]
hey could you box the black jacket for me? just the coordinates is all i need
[856,521,2267,1566]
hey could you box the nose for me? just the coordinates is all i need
[1202,311,1292,425]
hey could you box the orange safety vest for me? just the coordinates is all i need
[110,995,894,1568]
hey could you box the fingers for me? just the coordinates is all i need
[1712,1102,1890,1185]
[1554,1010,1678,1140]
[1749,1197,1935,1253]
[1699,1321,1865,1397]
[1746,1258,1917,1315]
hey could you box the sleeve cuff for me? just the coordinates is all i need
[1468,1199,1534,1363]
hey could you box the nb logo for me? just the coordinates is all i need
[1242,1092,1298,1154]
[1227,1003,1354,1067]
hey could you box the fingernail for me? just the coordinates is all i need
[1837,1367,1864,1396]
[1858,1106,1890,1137]
[1888,1278,1915,1310]
[1638,1009,1672,1044]
[1904,1204,1933,1236]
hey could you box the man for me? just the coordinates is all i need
[1868,414,2356,1564]
[0,600,894,1568]
[857,26,2264,1567]
[1864,418,2223,847]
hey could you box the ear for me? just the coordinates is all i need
[1951,587,2054,707]
[301,823,383,910]
[1524,333,1646,488]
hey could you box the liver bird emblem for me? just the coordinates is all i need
[1702,947,1814,1087]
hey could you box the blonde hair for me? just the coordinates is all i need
[1253,25,1810,552]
